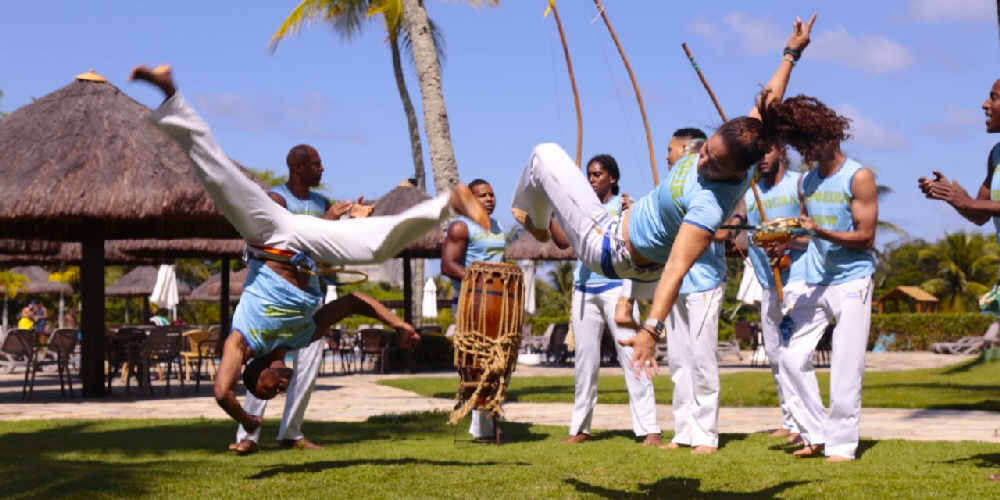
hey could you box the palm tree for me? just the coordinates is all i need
[918,231,999,312]
[270,0,446,325]
[48,266,79,329]
[0,269,28,329]
[401,0,498,195]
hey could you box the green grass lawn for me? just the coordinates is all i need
[381,359,1000,410]
[1,414,998,499]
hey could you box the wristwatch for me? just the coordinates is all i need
[642,318,665,341]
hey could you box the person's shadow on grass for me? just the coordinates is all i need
[247,457,531,480]
[565,477,810,499]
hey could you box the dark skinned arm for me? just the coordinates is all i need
[549,219,570,249]
[213,332,261,430]
[800,168,877,250]
[918,154,998,225]
[619,222,715,378]
[441,220,469,281]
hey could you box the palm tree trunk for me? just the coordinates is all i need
[389,35,426,325]
[401,0,459,195]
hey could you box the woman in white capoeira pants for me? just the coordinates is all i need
[131,65,489,432]
[511,14,826,376]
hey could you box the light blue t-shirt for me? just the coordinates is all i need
[745,171,807,289]
[800,158,875,285]
[575,194,623,289]
[446,215,506,299]
[628,153,753,264]
[989,142,1000,239]
[680,241,727,294]
[233,259,323,358]
[268,183,329,288]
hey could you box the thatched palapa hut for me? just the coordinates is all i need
[506,232,577,261]
[0,71,267,396]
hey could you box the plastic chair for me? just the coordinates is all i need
[180,329,216,382]
[106,328,147,396]
[24,329,78,400]
[139,328,185,395]
[358,328,390,373]
[0,329,34,374]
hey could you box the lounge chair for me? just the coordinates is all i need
[929,322,1000,355]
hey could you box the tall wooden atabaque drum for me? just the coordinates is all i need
[448,261,524,425]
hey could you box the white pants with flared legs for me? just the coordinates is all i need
[568,288,660,437]
[759,282,806,434]
[667,284,724,448]
[779,276,873,459]
[151,93,452,266]
[236,338,324,443]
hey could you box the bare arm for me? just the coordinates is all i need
[440,221,469,281]
[801,168,877,250]
[213,332,260,430]
[748,14,816,120]
[267,191,287,209]
[919,154,999,225]
[619,223,715,377]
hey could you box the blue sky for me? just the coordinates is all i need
[3,0,1000,248]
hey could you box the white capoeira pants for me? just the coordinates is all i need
[759,281,805,434]
[469,411,495,439]
[151,93,452,266]
[511,143,662,285]
[667,284,724,448]
[568,288,660,437]
[779,276,873,459]
[236,338,323,443]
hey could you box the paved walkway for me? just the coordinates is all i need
[2,352,996,443]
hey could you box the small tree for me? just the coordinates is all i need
[0,270,29,329]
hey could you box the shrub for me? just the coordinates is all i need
[870,313,995,351]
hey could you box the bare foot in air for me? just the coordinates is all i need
[642,434,662,447]
[449,184,491,229]
[129,64,176,98]
[511,208,550,243]
[692,445,717,455]
[792,444,824,457]
[769,428,792,438]
[660,442,689,450]
[562,433,589,444]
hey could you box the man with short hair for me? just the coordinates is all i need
[231,144,368,455]
[666,128,708,168]
[131,64,489,437]
[441,178,508,441]
[744,145,806,443]
[919,78,1000,479]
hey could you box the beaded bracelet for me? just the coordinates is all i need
[783,47,801,61]
[782,53,797,66]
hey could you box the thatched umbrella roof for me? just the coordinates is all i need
[0,75,269,240]
[0,266,72,294]
[370,186,443,259]
[0,240,62,255]
[0,241,166,266]
[105,265,192,297]
[187,268,248,301]
[506,231,577,261]
[119,239,244,259]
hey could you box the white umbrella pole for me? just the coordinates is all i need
[58,291,65,329]
[2,296,7,330]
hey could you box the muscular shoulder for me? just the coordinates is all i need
[267,191,287,208]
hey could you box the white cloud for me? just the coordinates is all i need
[688,12,915,76]
[838,103,911,150]
[908,0,994,23]
[194,90,366,143]
[810,27,915,76]
[918,102,984,139]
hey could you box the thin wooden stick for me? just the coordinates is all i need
[593,0,658,184]
[682,42,783,302]
[546,0,583,167]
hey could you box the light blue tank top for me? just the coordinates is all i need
[268,183,328,289]
[446,216,505,299]
[800,158,875,285]
[680,241,726,294]
[269,183,328,218]
[628,153,752,264]
[989,142,1000,238]
[233,259,322,358]
[574,194,623,289]
[745,171,807,289]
